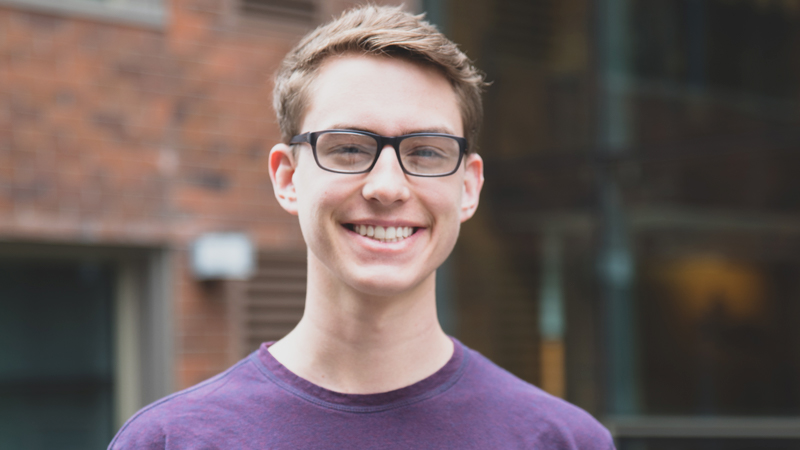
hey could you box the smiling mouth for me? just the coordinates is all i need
[344,224,419,243]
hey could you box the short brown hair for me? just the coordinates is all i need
[273,5,487,151]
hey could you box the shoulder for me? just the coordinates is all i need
[109,356,264,449]
[459,346,615,449]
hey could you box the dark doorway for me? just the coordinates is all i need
[0,260,115,449]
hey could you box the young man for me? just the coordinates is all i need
[110,6,614,449]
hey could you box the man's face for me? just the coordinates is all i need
[270,54,483,297]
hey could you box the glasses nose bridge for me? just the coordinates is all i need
[375,135,402,152]
[373,135,404,167]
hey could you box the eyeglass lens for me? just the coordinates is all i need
[314,132,461,175]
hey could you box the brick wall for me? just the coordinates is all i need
[0,0,411,389]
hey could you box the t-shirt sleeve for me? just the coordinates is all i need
[531,392,616,449]
[571,416,616,450]
[107,413,167,450]
[567,411,616,449]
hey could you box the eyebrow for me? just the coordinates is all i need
[328,124,459,136]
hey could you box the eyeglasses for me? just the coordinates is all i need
[290,129,467,177]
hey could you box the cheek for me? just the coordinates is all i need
[293,169,352,236]
[427,183,463,221]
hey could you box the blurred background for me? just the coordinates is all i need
[0,0,799,448]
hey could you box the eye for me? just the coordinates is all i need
[406,146,447,159]
[320,143,375,169]
[319,141,375,158]
[331,145,370,155]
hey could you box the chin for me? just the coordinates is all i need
[346,271,430,298]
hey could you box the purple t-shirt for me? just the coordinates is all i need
[109,339,615,449]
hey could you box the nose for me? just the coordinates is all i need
[361,145,411,205]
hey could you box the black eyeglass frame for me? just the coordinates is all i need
[289,129,468,177]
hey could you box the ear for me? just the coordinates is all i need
[269,143,299,216]
[460,153,484,223]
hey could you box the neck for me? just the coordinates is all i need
[268,253,453,394]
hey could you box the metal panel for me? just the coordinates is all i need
[240,0,316,23]
[236,252,307,357]
[0,0,166,28]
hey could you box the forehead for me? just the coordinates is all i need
[300,54,463,137]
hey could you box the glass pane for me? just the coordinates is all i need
[0,261,115,450]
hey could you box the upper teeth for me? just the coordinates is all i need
[355,225,414,242]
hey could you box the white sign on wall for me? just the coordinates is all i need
[190,233,255,280]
